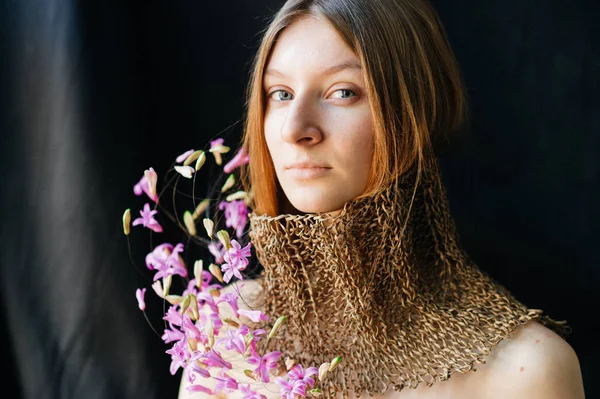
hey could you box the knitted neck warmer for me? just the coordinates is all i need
[248,157,567,399]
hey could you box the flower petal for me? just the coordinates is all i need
[176,149,194,163]
[187,385,213,395]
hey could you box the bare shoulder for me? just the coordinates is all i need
[475,320,585,399]
[220,278,264,308]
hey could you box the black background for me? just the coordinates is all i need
[1,1,598,398]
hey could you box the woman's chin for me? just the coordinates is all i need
[285,187,349,214]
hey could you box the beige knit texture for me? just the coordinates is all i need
[248,158,569,399]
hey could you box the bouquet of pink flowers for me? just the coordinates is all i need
[122,139,341,398]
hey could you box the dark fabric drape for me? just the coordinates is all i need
[1,0,597,398]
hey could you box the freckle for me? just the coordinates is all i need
[536,339,540,343]
[520,367,525,372]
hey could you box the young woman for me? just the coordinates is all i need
[181,0,584,398]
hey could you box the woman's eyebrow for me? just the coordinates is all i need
[264,61,362,78]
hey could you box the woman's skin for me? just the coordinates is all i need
[263,16,374,214]
[180,16,585,399]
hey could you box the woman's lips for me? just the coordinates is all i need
[285,165,332,179]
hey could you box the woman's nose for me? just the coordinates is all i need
[279,94,323,146]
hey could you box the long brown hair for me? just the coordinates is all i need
[241,0,467,216]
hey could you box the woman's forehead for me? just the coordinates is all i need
[264,17,361,81]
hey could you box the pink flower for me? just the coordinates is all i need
[221,263,242,283]
[198,311,223,338]
[199,350,233,369]
[132,203,163,233]
[247,328,266,353]
[133,167,158,203]
[186,353,212,379]
[224,147,250,173]
[163,305,183,326]
[145,243,187,281]
[224,240,252,268]
[161,326,184,344]
[196,291,219,314]
[275,377,308,399]
[239,384,265,399]
[247,350,281,383]
[181,316,204,344]
[221,240,252,283]
[215,329,246,354]
[186,385,213,395]
[176,149,195,163]
[219,200,248,238]
[288,365,318,386]
[210,138,225,150]
[135,288,146,311]
[165,340,190,375]
[216,292,239,318]
[208,242,226,264]
[238,309,269,323]
[214,372,239,394]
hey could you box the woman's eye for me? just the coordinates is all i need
[270,90,294,101]
[268,88,357,102]
[330,89,356,99]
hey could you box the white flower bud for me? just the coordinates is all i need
[192,199,210,220]
[174,165,194,179]
[221,174,235,192]
[194,151,206,171]
[193,260,203,289]
[318,362,331,381]
[202,219,214,238]
[122,209,131,236]
[183,210,196,236]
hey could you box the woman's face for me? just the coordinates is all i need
[263,16,374,214]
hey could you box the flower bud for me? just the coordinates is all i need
[151,280,164,298]
[163,275,173,296]
[206,318,214,347]
[243,332,255,351]
[216,230,232,250]
[174,165,194,179]
[209,263,224,283]
[202,219,214,238]
[225,191,248,202]
[221,174,235,192]
[194,151,206,171]
[267,316,287,342]
[318,362,331,381]
[183,211,196,236]
[243,370,256,381]
[209,143,230,165]
[135,288,146,311]
[165,295,183,305]
[186,337,195,353]
[122,209,131,236]
[180,294,197,316]
[192,199,210,220]
[144,168,158,197]
[328,356,342,372]
[194,260,203,289]
[285,358,297,371]
[189,294,199,320]
[223,318,240,328]
[183,150,202,166]
[209,288,221,298]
